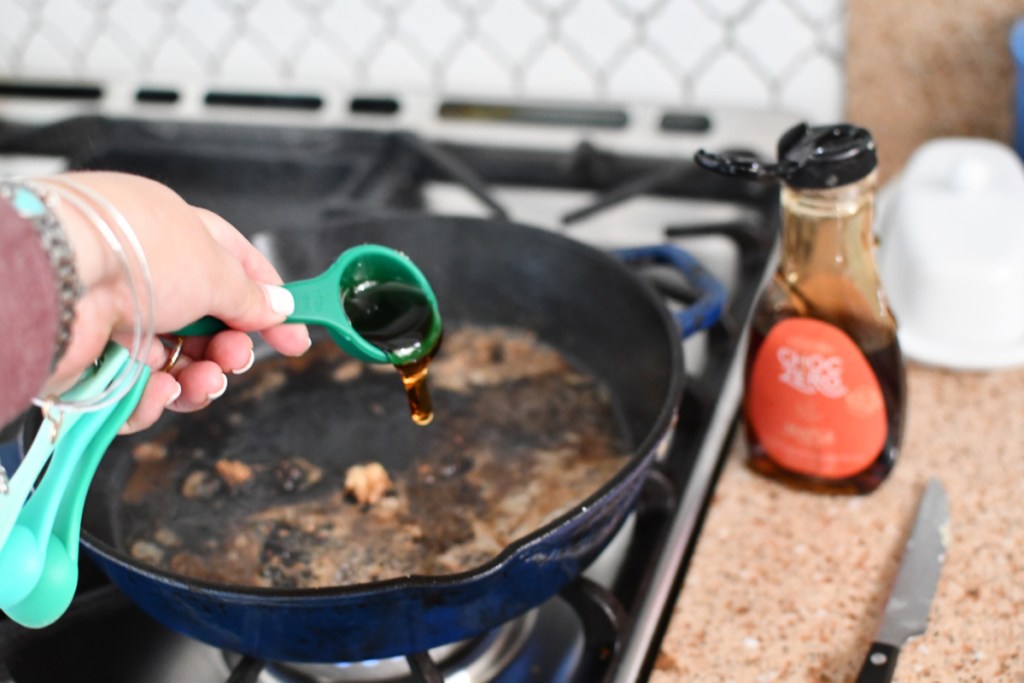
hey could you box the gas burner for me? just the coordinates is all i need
[224,611,537,683]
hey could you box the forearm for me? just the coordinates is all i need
[0,197,59,428]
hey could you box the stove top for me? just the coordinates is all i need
[0,106,782,682]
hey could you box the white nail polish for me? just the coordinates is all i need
[208,374,228,401]
[165,382,182,407]
[232,349,255,375]
[262,283,295,317]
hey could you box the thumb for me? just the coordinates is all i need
[206,260,311,358]
[210,267,295,331]
[194,209,311,356]
[192,207,295,330]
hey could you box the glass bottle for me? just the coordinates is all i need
[697,123,906,494]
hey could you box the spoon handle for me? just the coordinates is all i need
[174,280,313,335]
[0,344,130,550]
[55,365,150,558]
[0,427,53,550]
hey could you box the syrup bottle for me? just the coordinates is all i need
[696,123,906,494]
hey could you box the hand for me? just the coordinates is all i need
[40,171,311,433]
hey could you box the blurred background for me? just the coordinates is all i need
[0,0,1021,179]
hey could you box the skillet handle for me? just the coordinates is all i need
[616,245,726,338]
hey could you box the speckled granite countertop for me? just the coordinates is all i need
[652,363,1024,682]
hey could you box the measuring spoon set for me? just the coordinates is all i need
[0,344,147,627]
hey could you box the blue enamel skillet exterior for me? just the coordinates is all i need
[75,216,721,662]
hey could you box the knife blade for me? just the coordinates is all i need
[854,478,950,683]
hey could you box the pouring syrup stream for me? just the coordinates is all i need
[342,280,440,425]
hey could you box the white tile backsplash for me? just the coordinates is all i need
[0,0,846,122]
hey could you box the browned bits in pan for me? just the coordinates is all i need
[215,459,255,488]
[344,462,393,505]
[131,442,168,463]
[153,527,181,548]
[273,457,324,494]
[331,360,364,383]
[118,325,630,589]
[180,468,222,499]
[130,540,165,565]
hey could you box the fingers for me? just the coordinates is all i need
[118,330,256,433]
[180,330,254,374]
[260,323,313,357]
[120,361,224,434]
[169,360,228,411]
[119,372,180,434]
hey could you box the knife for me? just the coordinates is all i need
[855,478,950,683]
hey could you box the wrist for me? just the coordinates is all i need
[31,176,155,411]
[53,193,122,290]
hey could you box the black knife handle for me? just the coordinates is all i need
[854,642,900,683]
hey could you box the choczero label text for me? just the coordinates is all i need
[746,318,886,479]
[776,347,848,398]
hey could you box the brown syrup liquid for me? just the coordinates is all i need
[745,312,906,494]
[343,281,440,426]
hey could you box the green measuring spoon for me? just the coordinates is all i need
[176,244,442,365]
[0,344,130,606]
[2,364,148,628]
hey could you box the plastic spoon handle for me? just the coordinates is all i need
[175,279,312,335]
[176,274,393,363]
[56,365,150,558]
[0,345,130,549]
[0,428,52,552]
[176,273,389,363]
[175,245,441,365]
[15,400,112,543]
[2,365,149,629]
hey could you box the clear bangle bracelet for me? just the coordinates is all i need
[29,177,155,414]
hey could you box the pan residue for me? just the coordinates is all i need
[118,326,630,588]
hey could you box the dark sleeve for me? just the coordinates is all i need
[0,197,58,429]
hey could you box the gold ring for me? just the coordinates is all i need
[161,335,185,373]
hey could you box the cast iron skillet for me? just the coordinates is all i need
[78,215,688,662]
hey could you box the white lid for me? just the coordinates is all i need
[878,138,1024,370]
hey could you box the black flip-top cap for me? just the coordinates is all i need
[777,122,877,188]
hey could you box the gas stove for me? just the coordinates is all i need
[0,91,791,682]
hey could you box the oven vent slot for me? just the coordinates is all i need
[660,112,712,133]
[439,100,628,129]
[136,88,179,104]
[0,82,102,101]
[204,91,323,111]
[350,97,399,115]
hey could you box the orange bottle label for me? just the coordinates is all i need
[746,318,886,479]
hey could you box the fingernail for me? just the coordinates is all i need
[288,329,313,357]
[165,381,182,407]
[262,283,295,317]
[208,374,228,401]
[232,349,255,375]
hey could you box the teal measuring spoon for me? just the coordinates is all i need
[3,365,148,628]
[176,244,442,365]
[0,344,130,607]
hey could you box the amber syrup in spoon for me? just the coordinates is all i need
[343,281,440,425]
